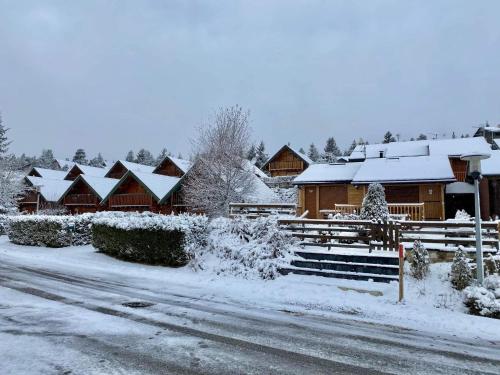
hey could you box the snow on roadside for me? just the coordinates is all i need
[0,235,498,342]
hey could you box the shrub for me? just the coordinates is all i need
[450,247,473,290]
[484,254,500,276]
[7,214,94,247]
[409,240,430,280]
[360,183,389,221]
[91,212,209,267]
[0,214,9,235]
[464,275,500,319]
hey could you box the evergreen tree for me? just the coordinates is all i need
[89,153,105,168]
[307,143,320,162]
[322,137,341,162]
[246,144,257,161]
[452,132,456,139]
[409,240,430,280]
[344,139,357,156]
[37,149,55,169]
[135,148,155,166]
[156,148,169,164]
[254,141,268,168]
[72,148,87,165]
[416,134,427,140]
[125,150,135,162]
[360,183,389,221]
[383,131,396,144]
[0,113,11,158]
[177,152,183,159]
[298,147,306,154]
[450,247,473,290]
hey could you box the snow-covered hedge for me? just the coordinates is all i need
[464,276,500,319]
[92,213,209,266]
[192,216,297,279]
[7,214,94,247]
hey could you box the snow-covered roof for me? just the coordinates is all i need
[129,171,181,202]
[67,164,109,178]
[153,156,192,175]
[482,126,500,133]
[481,150,500,176]
[119,160,155,174]
[80,175,119,200]
[446,182,475,194]
[25,176,72,202]
[242,159,268,179]
[352,156,456,184]
[263,145,312,169]
[349,137,492,160]
[29,167,68,180]
[55,159,75,169]
[293,163,363,184]
[245,176,278,203]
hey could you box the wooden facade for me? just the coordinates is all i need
[64,165,84,181]
[61,179,102,214]
[263,145,310,177]
[154,158,184,177]
[106,162,129,179]
[297,183,446,220]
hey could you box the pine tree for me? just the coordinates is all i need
[254,141,268,168]
[37,149,55,169]
[452,132,456,139]
[89,153,105,168]
[450,247,473,290]
[307,143,320,162]
[344,139,357,156]
[360,183,389,221]
[298,147,306,154]
[135,148,155,166]
[156,148,169,164]
[246,144,257,161]
[416,134,427,140]
[322,137,341,162]
[383,131,396,144]
[0,113,12,158]
[72,148,87,165]
[177,152,183,159]
[125,150,135,162]
[409,240,430,280]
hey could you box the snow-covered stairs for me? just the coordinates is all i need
[280,250,400,283]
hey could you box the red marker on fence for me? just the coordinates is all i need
[398,243,404,302]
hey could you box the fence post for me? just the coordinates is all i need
[382,220,388,251]
[399,243,404,302]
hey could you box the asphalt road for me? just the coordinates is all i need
[0,259,499,375]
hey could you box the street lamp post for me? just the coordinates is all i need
[460,153,490,284]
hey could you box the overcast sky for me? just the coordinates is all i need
[1,0,500,160]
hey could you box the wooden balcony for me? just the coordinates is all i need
[64,194,98,206]
[334,203,426,221]
[109,193,152,207]
[20,192,38,204]
[268,161,303,171]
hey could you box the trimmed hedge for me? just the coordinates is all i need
[92,223,189,266]
[7,214,94,247]
[0,214,9,235]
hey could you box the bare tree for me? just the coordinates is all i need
[184,106,256,217]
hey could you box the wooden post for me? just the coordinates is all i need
[399,243,404,302]
[383,220,388,251]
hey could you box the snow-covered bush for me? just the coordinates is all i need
[92,212,209,266]
[455,209,472,221]
[360,183,389,221]
[193,216,297,279]
[485,254,500,276]
[450,247,473,290]
[329,212,360,220]
[464,275,500,319]
[7,214,94,247]
[271,187,297,203]
[409,240,430,280]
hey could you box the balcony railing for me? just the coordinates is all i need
[109,193,152,207]
[20,192,38,203]
[64,194,98,206]
[268,161,303,171]
[333,203,426,221]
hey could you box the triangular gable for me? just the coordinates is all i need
[104,160,155,179]
[153,155,192,176]
[59,175,118,203]
[262,145,312,170]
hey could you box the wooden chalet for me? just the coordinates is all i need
[26,167,68,180]
[295,137,495,220]
[104,160,155,179]
[64,164,108,181]
[262,145,312,177]
[19,176,71,213]
[101,170,181,214]
[153,156,192,177]
[474,124,500,150]
[59,175,118,214]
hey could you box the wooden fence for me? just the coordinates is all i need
[278,218,500,253]
[229,203,297,218]
[332,203,425,221]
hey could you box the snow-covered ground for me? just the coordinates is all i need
[0,236,497,343]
